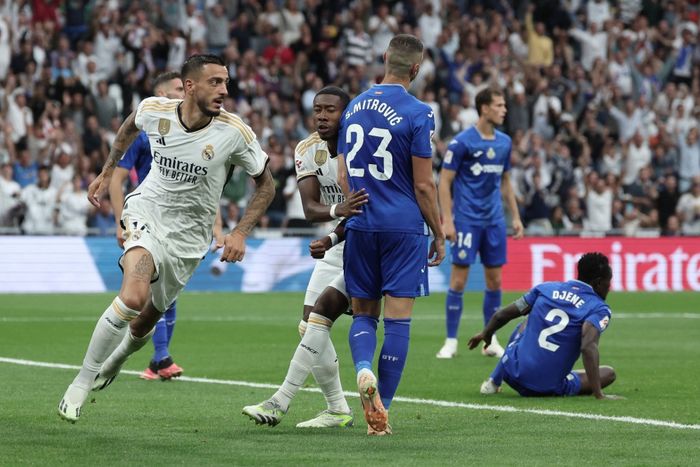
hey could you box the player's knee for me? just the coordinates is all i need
[450,277,467,291]
[601,365,616,386]
[119,292,148,313]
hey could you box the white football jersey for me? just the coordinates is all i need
[127,97,268,258]
[294,132,345,208]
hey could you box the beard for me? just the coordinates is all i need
[197,94,221,117]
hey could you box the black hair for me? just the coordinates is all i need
[475,88,504,116]
[152,71,181,92]
[315,86,350,110]
[181,54,225,80]
[577,252,612,285]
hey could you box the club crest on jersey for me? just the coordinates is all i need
[487,147,496,159]
[202,144,215,161]
[158,119,171,136]
[458,250,467,260]
[314,150,327,166]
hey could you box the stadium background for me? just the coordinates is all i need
[1,0,699,293]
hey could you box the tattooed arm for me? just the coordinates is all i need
[219,167,275,262]
[87,112,141,207]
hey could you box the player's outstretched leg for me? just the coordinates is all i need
[93,327,155,391]
[158,303,183,379]
[437,288,463,358]
[58,297,139,423]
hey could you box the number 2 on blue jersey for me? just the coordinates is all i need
[345,123,393,181]
[537,308,570,352]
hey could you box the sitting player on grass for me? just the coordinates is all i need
[468,252,621,399]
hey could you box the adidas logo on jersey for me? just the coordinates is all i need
[156,136,166,146]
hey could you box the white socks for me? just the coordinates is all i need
[272,313,350,414]
[100,327,155,378]
[72,297,139,388]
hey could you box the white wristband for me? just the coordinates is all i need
[329,203,339,219]
[328,232,339,246]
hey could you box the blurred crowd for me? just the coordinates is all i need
[1,0,700,238]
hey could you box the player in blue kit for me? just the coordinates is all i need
[468,252,618,399]
[338,34,446,435]
[109,72,202,381]
[436,88,523,360]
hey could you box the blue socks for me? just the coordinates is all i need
[378,318,411,409]
[349,315,378,374]
[152,302,176,363]
[165,303,176,345]
[445,288,463,338]
[483,289,501,326]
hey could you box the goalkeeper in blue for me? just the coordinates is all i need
[467,252,619,399]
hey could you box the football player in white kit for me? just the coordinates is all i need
[58,55,275,423]
[243,87,368,428]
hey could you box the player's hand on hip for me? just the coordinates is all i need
[87,172,111,208]
[220,230,246,262]
[443,219,456,243]
[335,189,369,218]
[309,236,332,259]
[512,218,524,239]
[428,235,446,267]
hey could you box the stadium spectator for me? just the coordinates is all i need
[676,178,700,234]
[585,173,613,233]
[1,0,700,238]
[56,174,91,236]
[19,164,56,234]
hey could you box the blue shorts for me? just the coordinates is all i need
[450,221,506,267]
[343,229,429,299]
[503,370,582,397]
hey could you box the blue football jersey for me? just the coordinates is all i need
[339,84,435,234]
[502,280,612,393]
[442,126,512,226]
[118,131,152,184]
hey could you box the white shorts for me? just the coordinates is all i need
[120,212,201,312]
[304,243,348,307]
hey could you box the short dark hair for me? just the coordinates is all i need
[181,54,225,80]
[152,71,181,93]
[577,252,612,285]
[315,86,350,110]
[475,88,504,116]
[386,34,424,78]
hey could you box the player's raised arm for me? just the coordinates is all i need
[468,297,531,350]
[501,171,524,239]
[88,111,140,207]
[413,156,445,266]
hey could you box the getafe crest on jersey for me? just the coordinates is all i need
[202,144,215,161]
[487,147,496,159]
[158,118,170,135]
[314,150,327,166]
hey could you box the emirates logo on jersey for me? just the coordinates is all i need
[202,144,215,161]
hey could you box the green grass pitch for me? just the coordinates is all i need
[0,292,698,465]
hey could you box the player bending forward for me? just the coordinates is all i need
[242,87,368,428]
[58,54,274,423]
[468,252,619,399]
